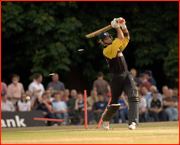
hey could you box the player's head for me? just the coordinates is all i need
[99,32,113,46]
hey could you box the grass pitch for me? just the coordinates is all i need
[1,121,179,144]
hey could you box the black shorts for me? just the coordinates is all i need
[109,70,136,104]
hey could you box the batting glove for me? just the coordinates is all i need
[111,18,119,28]
[117,17,127,30]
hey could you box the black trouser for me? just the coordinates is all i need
[109,70,139,125]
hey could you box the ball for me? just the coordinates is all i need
[26,96,30,101]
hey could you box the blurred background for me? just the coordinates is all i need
[1,1,179,94]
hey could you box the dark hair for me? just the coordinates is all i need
[12,74,20,80]
[21,93,27,103]
[54,92,60,96]
[98,93,103,96]
[34,73,42,79]
[77,92,83,95]
[42,93,47,97]
[97,72,103,77]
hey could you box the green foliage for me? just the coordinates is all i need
[1,1,179,87]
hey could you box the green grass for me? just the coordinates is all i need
[1,121,179,144]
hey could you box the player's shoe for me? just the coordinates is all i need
[102,121,109,130]
[128,122,136,130]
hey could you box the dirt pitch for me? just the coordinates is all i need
[1,121,179,144]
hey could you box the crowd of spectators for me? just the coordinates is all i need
[1,69,179,126]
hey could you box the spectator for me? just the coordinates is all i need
[68,89,77,114]
[118,93,129,123]
[62,89,70,103]
[1,92,15,112]
[162,85,169,98]
[130,68,141,86]
[144,70,157,86]
[138,93,147,122]
[145,86,162,104]
[31,93,41,110]
[59,90,64,98]
[139,73,151,93]
[46,90,54,103]
[93,72,111,101]
[141,86,151,105]
[93,93,108,122]
[28,73,45,99]
[36,93,56,126]
[7,74,24,105]
[52,93,68,125]
[47,73,65,92]
[87,90,98,107]
[163,89,179,121]
[1,82,7,94]
[148,90,167,122]
[18,93,31,111]
[74,92,96,125]
[172,87,179,103]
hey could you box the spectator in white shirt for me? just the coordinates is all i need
[141,86,151,106]
[18,93,31,111]
[28,73,45,99]
[52,92,68,125]
[1,92,15,112]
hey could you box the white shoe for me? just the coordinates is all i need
[102,121,109,130]
[128,122,136,130]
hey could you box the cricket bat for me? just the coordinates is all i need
[85,19,125,38]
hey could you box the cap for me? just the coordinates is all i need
[144,70,152,76]
[99,32,111,40]
[1,92,6,96]
[139,73,144,78]
[106,93,111,97]
[153,89,159,93]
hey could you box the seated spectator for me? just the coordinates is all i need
[118,93,129,123]
[46,90,54,103]
[87,90,98,107]
[130,68,141,86]
[172,87,179,103]
[138,93,147,122]
[163,89,179,121]
[62,89,70,103]
[36,93,56,126]
[7,74,24,105]
[68,90,77,115]
[7,95,13,102]
[144,70,157,86]
[141,86,151,105]
[74,92,96,125]
[31,93,41,110]
[47,73,65,92]
[52,93,68,125]
[59,90,64,98]
[1,92,15,112]
[1,82,7,94]
[162,85,169,98]
[139,73,151,94]
[18,93,31,111]
[145,86,162,104]
[28,73,45,99]
[93,93,107,122]
[148,90,167,122]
